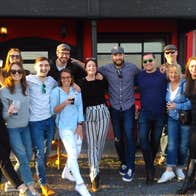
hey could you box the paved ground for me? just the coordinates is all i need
[0,141,195,196]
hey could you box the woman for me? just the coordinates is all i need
[50,69,91,196]
[78,58,110,192]
[0,62,39,195]
[177,57,196,194]
[0,48,23,84]
[158,64,191,183]
[0,99,28,196]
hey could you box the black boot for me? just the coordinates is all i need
[91,174,100,192]
[176,159,196,194]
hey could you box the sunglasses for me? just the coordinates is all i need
[165,51,176,55]
[10,69,23,75]
[116,69,123,79]
[10,55,21,59]
[41,83,46,94]
[143,59,154,64]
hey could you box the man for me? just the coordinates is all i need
[99,46,140,182]
[48,43,86,83]
[160,44,178,73]
[159,44,179,165]
[137,53,167,184]
[27,57,57,196]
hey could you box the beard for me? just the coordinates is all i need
[113,59,124,67]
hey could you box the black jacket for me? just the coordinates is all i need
[48,59,86,85]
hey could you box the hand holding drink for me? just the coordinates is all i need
[8,100,21,115]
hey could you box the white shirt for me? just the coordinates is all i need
[26,74,57,121]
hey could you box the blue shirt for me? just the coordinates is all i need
[99,62,140,111]
[166,79,191,120]
[50,86,84,132]
[137,69,167,116]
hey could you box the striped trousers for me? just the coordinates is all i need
[85,104,110,181]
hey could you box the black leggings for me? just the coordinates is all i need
[0,145,23,188]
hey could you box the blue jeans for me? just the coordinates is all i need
[110,106,135,171]
[8,126,33,185]
[29,117,54,185]
[138,110,165,171]
[167,116,190,167]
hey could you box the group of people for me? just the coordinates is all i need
[0,42,195,196]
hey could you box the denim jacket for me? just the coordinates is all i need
[166,79,191,120]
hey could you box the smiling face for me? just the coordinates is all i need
[34,60,50,77]
[143,54,156,73]
[9,51,22,64]
[85,60,97,76]
[188,59,196,80]
[57,49,70,65]
[112,53,124,67]
[60,71,72,87]
[167,65,181,83]
[10,63,23,82]
[164,50,178,64]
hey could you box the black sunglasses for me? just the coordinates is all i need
[10,69,23,75]
[143,59,154,64]
[10,55,21,59]
[41,83,46,94]
[165,51,176,55]
[116,69,123,78]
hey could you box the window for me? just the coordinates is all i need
[21,51,48,73]
[97,39,165,69]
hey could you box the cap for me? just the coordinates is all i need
[163,44,177,52]
[56,43,71,51]
[111,46,124,54]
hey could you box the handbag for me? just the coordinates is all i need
[178,81,192,125]
[178,109,192,125]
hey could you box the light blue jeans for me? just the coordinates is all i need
[8,126,33,185]
[29,117,54,185]
[167,116,190,167]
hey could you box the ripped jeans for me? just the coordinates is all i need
[29,117,54,185]
[110,106,135,171]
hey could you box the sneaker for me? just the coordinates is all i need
[61,166,75,182]
[157,171,175,183]
[119,164,127,176]
[4,181,19,192]
[75,184,91,196]
[41,185,55,196]
[175,168,185,180]
[122,169,134,182]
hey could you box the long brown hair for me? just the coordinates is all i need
[185,57,196,96]
[3,62,27,95]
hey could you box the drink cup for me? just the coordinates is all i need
[12,100,21,115]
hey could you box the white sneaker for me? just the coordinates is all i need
[175,168,185,180]
[157,171,175,183]
[4,181,19,192]
[75,184,91,196]
[61,166,75,182]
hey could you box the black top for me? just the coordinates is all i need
[48,59,87,84]
[78,78,108,110]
